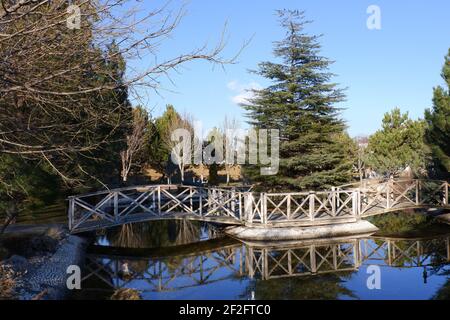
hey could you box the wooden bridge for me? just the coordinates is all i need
[81,234,450,293]
[68,179,449,233]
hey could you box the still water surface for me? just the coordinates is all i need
[77,213,450,300]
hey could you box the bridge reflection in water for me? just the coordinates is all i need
[81,234,450,294]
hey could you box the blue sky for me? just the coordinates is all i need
[130,0,450,137]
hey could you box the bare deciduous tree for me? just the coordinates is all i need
[120,107,149,182]
[163,112,194,183]
[0,0,244,185]
[221,116,240,185]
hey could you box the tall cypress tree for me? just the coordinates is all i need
[425,49,450,178]
[148,105,182,181]
[242,10,352,191]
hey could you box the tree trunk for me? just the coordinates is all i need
[0,210,18,235]
[180,165,185,183]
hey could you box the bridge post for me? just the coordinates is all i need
[114,191,119,222]
[238,247,244,276]
[68,198,74,231]
[244,192,253,223]
[332,245,338,270]
[387,240,392,266]
[445,182,448,206]
[231,189,236,214]
[417,241,423,266]
[199,187,203,216]
[286,194,291,220]
[263,248,268,280]
[354,239,361,268]
[189,187,193,212]
[287,250,293,275]
[386,180,391,209]
[309,191,315,221]
[157,185,161,214]
[247,247,254,278]
[352,189,360,218]
[310,245,317,273]
[331,187,336,217]
[207,189,212,212]
[238,192,243,221]
[415,180,420,205]
[261,193,267,225]
[152,189,156,211]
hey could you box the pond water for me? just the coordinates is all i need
[75,213,450,300]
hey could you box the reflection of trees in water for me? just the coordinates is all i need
[84,215,450,299]
[241,242,359,299]
[368,211,433,236]
[243,272,357,300]
[433,282,450,300]
[76,261,115,300]
[364,209,450,269]
[82,233,450,299]
[428,241,450,300]
[103,221,204,276]
[168,220,201,245]
[123,260,149,275]
[423,239,450,267]
[106,220,202,248]
[432,268,450,300]
[367,237,450,268]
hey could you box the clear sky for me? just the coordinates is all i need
[130,0,450,137]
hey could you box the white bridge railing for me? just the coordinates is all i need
[68,185,245,232]
[338,179,449,217]
[68,179,449,233]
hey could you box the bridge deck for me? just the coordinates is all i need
[73,211,242,233]
[361,203,433,217]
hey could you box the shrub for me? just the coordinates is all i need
[0,264,21,299]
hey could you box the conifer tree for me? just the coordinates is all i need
[242,10,352,191]
[425,49,450,178]
[366,108,430,177]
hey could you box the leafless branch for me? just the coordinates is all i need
[0,0,243,185]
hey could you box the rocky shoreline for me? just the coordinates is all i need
[0,225,87,300]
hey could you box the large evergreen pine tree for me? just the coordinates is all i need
[425,49,450,178]
[242,10,352,191]
[366,108,430,177]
